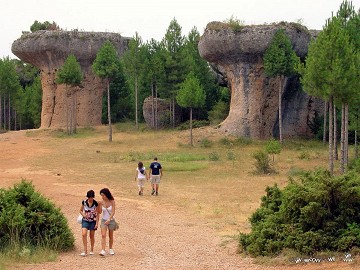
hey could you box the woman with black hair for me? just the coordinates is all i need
[99,188,117,256]
[79,190,99,256]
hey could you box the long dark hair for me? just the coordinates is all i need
[138,161,143,169]
[100,188,114,200]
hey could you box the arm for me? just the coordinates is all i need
[104,200,116,225]
[80,203,85,217]
[95,203,100,228]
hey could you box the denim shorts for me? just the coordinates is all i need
[82,220,97,230]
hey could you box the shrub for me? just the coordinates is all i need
[265,139,281,161]
[239,170,360,256]
[200,138,213,148]
[252,150,273,174]
[177,120,210,130]
[209,152,220,161]
[208,101,229,125]
[0,180,75,251]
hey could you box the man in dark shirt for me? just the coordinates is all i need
[149,157,163,196]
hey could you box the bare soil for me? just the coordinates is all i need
[0,129,358,270]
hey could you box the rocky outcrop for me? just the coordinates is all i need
[198,22,321,139]
[12,30,129,129]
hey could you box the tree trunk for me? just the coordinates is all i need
[172,96,175,128]
[8,95,11,130]
[107,80,112,142]
[74,91,77,134]
[323,100,327,144]
[3,97,6,130]
[151,83,155,128]
[14,110,17,131]
[340,103,345,174]
[190,107,193,146]
[0,94,2,130]
[329,97,334,176]
[333,104,338,160]
[155,87,158,129]
[135,76,138,130]
[356,109,359,159]
[3,95,6,130]
[345,103,349,169]
[279,75,284,143]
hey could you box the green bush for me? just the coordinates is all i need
[200,138,213,148]
[208,101,229,125]
[252,150,273,174]
[265,139,281,161]
[348,157,360,173]
[177,120,210,130]
[209,152,220,161]
[0,180,75,251]
[239,170,360,256]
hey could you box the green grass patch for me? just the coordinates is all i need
[0,245,58,269]
[165,162,208,172]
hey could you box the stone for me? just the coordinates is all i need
[198,22,322,139]
[12,30,130,129]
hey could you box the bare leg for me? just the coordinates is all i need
[101,227,107,251]
[109,229,114,249]
[82,228,88,253]
[89,230,95,252]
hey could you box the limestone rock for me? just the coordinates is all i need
[12,30,130,129]
[198,22,321,139]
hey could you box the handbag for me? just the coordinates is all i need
[77,214,83,224]
[104,205,119,231]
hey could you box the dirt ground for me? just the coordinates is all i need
[0,130,358,270]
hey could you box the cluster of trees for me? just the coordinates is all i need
[0,58,41,131]
[299,1,360,175]
[263,0,360,174]
[0,19,228,142]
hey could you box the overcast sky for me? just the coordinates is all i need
[1,0,359,59]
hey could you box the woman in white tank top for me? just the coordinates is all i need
[98,188,116,256]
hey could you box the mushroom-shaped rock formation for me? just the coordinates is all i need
[199,22,321,139]
[12,30,129,129]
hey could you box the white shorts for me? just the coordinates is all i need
[137,178,146,187]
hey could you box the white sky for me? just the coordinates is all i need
[1,0,359,59]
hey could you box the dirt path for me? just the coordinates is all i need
[0,130,358,270]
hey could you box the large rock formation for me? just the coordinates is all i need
[12,30,129,129]
[198,22,321,139]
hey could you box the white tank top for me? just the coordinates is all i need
[102,205,112,220]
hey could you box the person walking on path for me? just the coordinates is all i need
[99,188,117,256]
[79,190,99,257]
[149,157,163,196]
[135,161,148,195]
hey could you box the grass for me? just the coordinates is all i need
[0,246,57,269]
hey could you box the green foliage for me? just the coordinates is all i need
[240,169,360,256]
[92,41,120,80]
[208,101,229,125]
[56,54,83,87]
[265,139,281,161]
[0,180,74,251]
[199,138,213,148]
[209,152,220,161]
[252,150,273,174]
[299,16,359,102]
[176,73,206,109]
[263,29,299,78]
[177,120,210,130]
[348,158,360,173]
[30,21,59,32]
[223,15,244,32]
